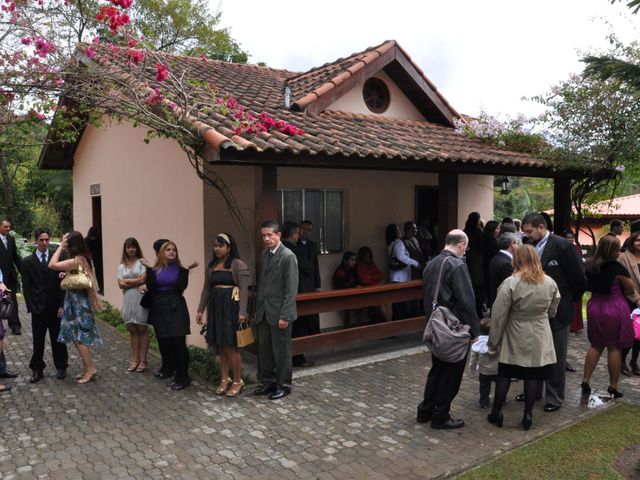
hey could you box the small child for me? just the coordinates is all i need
[469,318,499,409]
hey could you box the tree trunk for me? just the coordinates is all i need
[0,151,15,218]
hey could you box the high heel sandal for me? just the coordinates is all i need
[77,370,97,384]
[127,362,140,373]
[487,411,503,427]
[580,381,591,396]
[135,361,147,373]
[215,377,232,395]
[226,379,244,397]
[522,413,533,431]
[607,386,623,399]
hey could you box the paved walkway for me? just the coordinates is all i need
[1,301,639,480]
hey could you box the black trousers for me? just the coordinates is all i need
[157,337,175,375]
[162,336,189,383]
[479,373,497,406]
[417,353,467,424]
[29,311,68,371]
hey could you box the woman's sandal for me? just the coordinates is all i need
[215,377,232,395]
[226,379,245,397]
[135,361,147,373]
[77,370,97,385]
[127,362,140,373]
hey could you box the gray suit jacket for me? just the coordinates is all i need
[255,244,299,326]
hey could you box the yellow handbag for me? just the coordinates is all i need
[236,319,255,348]
[60,265,93,290]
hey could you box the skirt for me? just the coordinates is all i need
[498,362,554,381]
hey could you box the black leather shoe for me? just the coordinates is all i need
[269,387,290,400]
[416,412,432,424]
[543,403,560,412]
[431,419,465,430]
[515,393,525,402]
[522,413,533,431]
[56,369,67,380]
[12,328,21,335]
[0,371,18,379]
[487,412,503,427]
[29,370,44,384]
[565,363,576,372]
[170,380,191,391]
[156,371,173,380]
[254,384,277,396]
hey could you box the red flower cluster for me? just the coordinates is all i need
[155,63,168,81]
[126,48,144,64]
[110,0,132,8]
[34,37,56,58]
[96,5,130,33]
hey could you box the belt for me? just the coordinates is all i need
[214,285,239,301]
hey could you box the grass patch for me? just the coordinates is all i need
[94,303,225,385]
[457,403,640,480]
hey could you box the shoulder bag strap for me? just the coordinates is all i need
[432,256,451,310]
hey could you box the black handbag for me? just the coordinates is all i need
[140,290,153,309]
[0,292,15,320]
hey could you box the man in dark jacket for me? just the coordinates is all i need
[487,232,519,311]
[417,229,480,430]
[21,228,68,382]
[0,219,23,335]
[521,212,586,412]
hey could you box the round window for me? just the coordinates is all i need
[362,77,390,114]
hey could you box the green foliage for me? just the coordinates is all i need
[131,0,248,62]
[493,177,554,221]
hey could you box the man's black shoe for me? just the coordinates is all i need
[416,412,432,424]
[269,387,290,400]
[156,371,173,380]
[12,328,21,335]
[170,380,190,391]
[543,403,560,412]
[0,371,18,379]
[29,370,44,384]
[431,419,465,430]
[565,363,576,373]
[254,384,276,396]
[56,368,67,380]
[515,393,525,402]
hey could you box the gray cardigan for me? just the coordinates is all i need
[197,258,251,317]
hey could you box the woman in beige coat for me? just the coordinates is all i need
[487,245,561,430]
[617,230,640,376]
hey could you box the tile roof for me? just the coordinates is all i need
[42,40,567,174]
[585,193,640,217]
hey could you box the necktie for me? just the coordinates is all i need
[1,236,6,249]
[41,253,48,266]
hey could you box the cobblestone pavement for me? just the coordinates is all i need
[1,301,639,480]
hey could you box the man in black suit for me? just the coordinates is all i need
[487,232,519,310]
[521,212,586,412]
[0,219,22,335]
[21,228,68,382]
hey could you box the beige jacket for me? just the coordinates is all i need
[489,274,561,368]
[618,250,640,305]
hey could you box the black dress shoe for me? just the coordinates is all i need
[565,363,576,372]
[56,369,67,380]
[254,384,277,396]
[269,387,290,400]
[416,412,432,424]
[515,393,525,402]
[12,329,21,335]
[156,371,173,380]
[29,370,44,384]
[522,413,533,431]
[431,418,465,430]
[170,380,191,391]
[487,411,504,427]
[543,403,560,412]
[0,371,18,379]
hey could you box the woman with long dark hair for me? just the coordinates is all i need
[196,233,250,397]
[49,231,102,384]
[333,251,357,290]
[145,241,192,391]
[488,245,560,430]
[581,235,635,399]
[117,238,148,373]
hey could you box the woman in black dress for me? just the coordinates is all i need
[145,241,191,391]
[196,233,250,397]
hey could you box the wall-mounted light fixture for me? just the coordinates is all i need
[500,177,511,195]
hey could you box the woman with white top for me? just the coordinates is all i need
[385,224,420,319]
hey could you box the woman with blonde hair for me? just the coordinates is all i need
[581,235,635,399]
[49,231,102,384]
[487,244,560,430]
[144,241,191,391]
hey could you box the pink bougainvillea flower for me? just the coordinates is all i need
[155,63,168,81]
[85,46,96,58]
[33,37,56,58]
[21,36,31,45]
[91,35,100,43]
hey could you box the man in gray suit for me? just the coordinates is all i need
[254,220,299,400]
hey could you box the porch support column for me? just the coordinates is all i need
[254,165,278,265]
[553,177,571,235]
[438,172,458,248]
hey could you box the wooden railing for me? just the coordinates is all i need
[292,280,425,355]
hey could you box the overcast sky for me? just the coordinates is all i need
[216,0,637,119]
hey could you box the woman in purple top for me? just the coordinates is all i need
[145,241,191,390]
